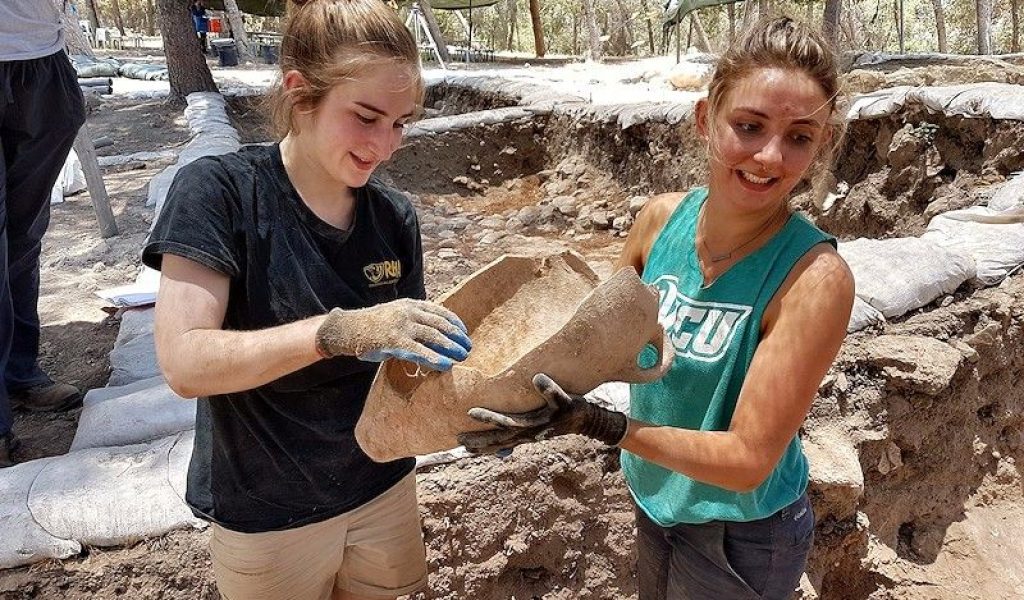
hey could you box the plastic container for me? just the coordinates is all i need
[212,39,238,67]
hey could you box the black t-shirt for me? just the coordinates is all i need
[142,144,422,533]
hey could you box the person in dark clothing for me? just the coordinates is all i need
[190,0,209,54]
[145,1,471,598]
[1,0,87,468]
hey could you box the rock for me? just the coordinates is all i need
[536,169,555,182]
[804,425,864,521]
[877,442,903,475]
[517,206,543,227]
[505,217,525,232]
[612,215,633,232]
[551,196,578,217]
[628,196,649,216]
[437,249,459,260]
[860,335,962,396]
[438,239,459,249]
[590,210,613,230]
[479,231,505,245]
[480,216,505,229]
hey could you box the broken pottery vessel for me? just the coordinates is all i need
[355,251,671,462]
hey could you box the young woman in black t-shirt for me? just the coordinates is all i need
[144,1,472,598]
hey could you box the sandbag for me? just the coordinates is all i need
[71,55,120,78]
[118,62,168,81]
[49,148,87,205]
[848,296,885,332]
[71,379,194,451]
[108,331,160,386]
[989,172,1024,212]
[838,237,976,319]
[922,207,1024,285]
[0,459,82,569]
[28,432,203,548]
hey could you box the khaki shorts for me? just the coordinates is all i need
[210,474,427,600]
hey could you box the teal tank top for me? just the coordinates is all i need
[622,188,836,526]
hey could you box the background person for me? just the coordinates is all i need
[0,0,87,468]
[459,17,855,600]
[144,0,471,598]
[190,0,210,54]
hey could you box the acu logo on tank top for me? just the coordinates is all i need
[363,260,401,288]
[651,275,752,362]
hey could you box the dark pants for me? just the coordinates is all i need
[636,494,815,600]
[0,51,85,436]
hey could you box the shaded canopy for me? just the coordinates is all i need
[204,0,499,17]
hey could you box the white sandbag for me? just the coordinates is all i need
[848,296,885,332]
[114,306,156,349]
[922,206,1024,285]
[989,172,1024,212]
[108,331,160,386]
[49,148,87,204]
[83,374,166,408]
[71,379,194,451]
[838,238,976,319]
[28,432,203,548]
[0,459,82,569]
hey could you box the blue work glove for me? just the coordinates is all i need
[315,299,472,371]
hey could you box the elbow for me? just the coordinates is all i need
[163,369,200,399]
[726,465,774,494]
[157,352,200,399]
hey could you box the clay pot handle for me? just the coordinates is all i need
[612,325,674,383]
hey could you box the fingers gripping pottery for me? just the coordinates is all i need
[355,251,671,462]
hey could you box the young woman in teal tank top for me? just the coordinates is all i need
[459,17,855,599]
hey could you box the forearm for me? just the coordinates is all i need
[619,420,770,493]
[158,315,326,398]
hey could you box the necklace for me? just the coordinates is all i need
[699,201,788,264]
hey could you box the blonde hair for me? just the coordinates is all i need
[269,0,423,138]
[705,17,847,185]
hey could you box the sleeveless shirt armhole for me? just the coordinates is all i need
[642,188,706,279]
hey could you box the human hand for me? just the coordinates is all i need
[315,299,472,371]
[456,374,628,454]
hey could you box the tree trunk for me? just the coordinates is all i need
[805,0,814,27]
[976,0,993,54]
[146,0,156,36]
[727,3,736,42]
[758,0,769,19]
[86,0,102,31]
[929,0,942,51]
[581,0,603,61]
[506,0,516,50]
[110,0,126,35]
[418,0,451,63]
[55,0,94,56]
[823,0,842,45]
[691,12,712,52]
[647,0,657,53]
[223,0,255,61]
[1012,0,1020,52]
[528,0,547,57]
[895,0,905,53]
[156,0,217,103]
[742,1,756,27]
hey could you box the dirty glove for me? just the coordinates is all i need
[457,373,628,454]
[315,299,472,371]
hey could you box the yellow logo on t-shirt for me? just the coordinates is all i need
[363,260,401,287]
